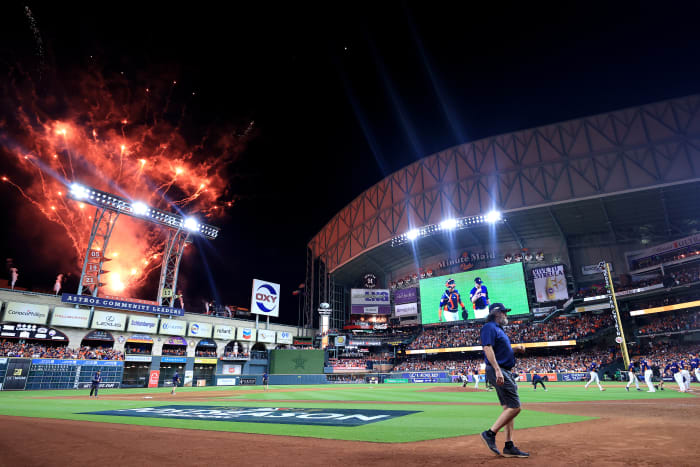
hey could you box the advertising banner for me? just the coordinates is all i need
[0,323,67,341]
[394,287,418,304]
[159,319,187,336]
[194,358,217,364]
[165,336,187,346]
[239,377,258,385]
[148,370,160,388]
[91,311,127,331]
[237,327,257,342]
[350,289,390,305]
[532,265,569,302]
[257,329,276,344]
[83,330,114,341]
[125,355,152,362]
[126,334,153,343]
[127,315,159,334]
[187,321,213,338]
[61,293,184,317]
[561,372,589,382]
[334,335,346,346]
[400,371,447,383]
[350,305,391,315]
[581,263,612,276]
[184,370,194,386]
[51,307,90,328]
[160,356,187,363]
[222,363,242,375]
[217,378,237,386]
[277,331,293,344]
[394,302,418,317]
[3,358,31,390]
[251,279,280,318]
[213,325,235,341]
[3,302,49,325]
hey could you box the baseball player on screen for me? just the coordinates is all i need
[438,279,468,322]
[470,277,490,319]
[626,360,641,391]
[584,361,605,391]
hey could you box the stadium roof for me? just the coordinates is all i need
[330,181,700,286]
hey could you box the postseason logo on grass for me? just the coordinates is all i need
[82,405,420,426]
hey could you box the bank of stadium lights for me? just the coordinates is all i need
[391,210,503,247]
[67,183,220,239]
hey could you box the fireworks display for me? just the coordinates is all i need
[0,70,253,297]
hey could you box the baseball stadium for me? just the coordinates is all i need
[1,96,700,465]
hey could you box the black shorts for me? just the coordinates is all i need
[485,366,520,409]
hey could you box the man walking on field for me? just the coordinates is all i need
[479,303,529,458]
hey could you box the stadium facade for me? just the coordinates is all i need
[304,95,700,331]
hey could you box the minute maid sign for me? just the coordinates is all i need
[251,279,280,318]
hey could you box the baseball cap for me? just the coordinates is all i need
[489,303,511,313]
[445,279,456,287]
[474,277,483,284]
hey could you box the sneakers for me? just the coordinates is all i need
[636,388,641,391]
[502,445,530,458]
[480,431,500,456]
[626,386,630,392]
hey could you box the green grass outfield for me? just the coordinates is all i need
[0,382,693,443]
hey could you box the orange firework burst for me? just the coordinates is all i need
[0,71,254,296]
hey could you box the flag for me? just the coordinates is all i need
[298,283,305,289]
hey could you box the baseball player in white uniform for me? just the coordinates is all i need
[626,360,640,391]
[641,359,655,392]
[679,360,691,393]
[584,362,605,391]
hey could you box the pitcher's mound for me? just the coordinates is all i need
[420,385,484,393]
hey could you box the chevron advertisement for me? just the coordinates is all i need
[251,279,280,317]
[237,327,256,341]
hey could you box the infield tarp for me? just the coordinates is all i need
[82,405,420,426]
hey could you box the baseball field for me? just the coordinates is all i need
[0,382,697,465]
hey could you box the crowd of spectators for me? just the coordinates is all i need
[630,248,700,270]
[577,263,700,298]
[195,349,217,357]
[408,313,613,351]
[124,345,151,354]
[394,348,614,374]
[161,347,186,356]
[328,358,367,369]
[0,339,123,360]
[636,310,700,336]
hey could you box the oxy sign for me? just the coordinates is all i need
[251,279,280,318]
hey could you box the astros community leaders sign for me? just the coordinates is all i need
[61,293,184,317]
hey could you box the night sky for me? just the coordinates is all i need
[1,2,700,324]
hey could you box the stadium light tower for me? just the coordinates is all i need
[67,182,220,307]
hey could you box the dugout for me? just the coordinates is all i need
[122,335,154,387]
[158,360,186,387]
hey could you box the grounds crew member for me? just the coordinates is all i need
[479,303,529,458]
